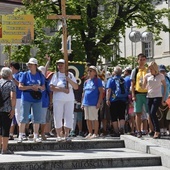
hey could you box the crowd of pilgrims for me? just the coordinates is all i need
[0,53,170,154]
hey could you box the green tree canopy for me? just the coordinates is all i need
[7,0,170,67]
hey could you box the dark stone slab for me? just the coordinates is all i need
[0,157,161,170]
[8,140,125,152]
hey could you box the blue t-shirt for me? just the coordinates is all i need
[82,77,103,106]
[106,75,127,102]
[161,76,170,101]
[13,71,22,99]
[20,71,45,102]
[42,79,51,108]
[124,75,131,92]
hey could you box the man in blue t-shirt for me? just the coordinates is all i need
[106,66,128,137]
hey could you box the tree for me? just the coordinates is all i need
[9,0,170,66]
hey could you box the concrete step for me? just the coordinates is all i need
[83,167,169,170]
[0,148,161,170]
[8,137,124,151]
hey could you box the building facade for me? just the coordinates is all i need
[119,1,170,66]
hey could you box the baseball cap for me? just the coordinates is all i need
[89,65,98,74]
[56,59,65,64]
[26,58,38,65]
[159,65,167,72]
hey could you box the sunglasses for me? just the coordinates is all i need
[88,69,93,72]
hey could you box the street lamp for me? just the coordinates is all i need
[129,30,153,66]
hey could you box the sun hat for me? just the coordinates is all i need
[46,71,54,79]
[89,65,98,74]
[56,59,65,64]
[26,58,38,65]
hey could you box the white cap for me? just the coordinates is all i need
[56,59,65,64]
[26,58,38,65]
[38,66,45,76]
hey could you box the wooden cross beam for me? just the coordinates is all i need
[47,0,81,77]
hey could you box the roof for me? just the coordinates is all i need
[0,0,23,5]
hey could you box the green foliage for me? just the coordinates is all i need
[4,0,170,68]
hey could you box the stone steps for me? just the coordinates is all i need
[0,136,168,169]
[7,138,124,151]
[0,147,161,170]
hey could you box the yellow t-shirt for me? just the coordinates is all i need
[135,68,148,93]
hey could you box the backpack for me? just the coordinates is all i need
[0,81,11,108]
[112,77,128,99]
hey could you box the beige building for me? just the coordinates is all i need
[119,1,170,66]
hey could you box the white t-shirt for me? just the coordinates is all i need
[144,73,165,98]
[50,71,77,101]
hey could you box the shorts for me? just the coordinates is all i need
[40,107,48,124]
[110,100,126,122]
[84,106,99,120]
[134,94,148,113]
[20,101,42,124]
[76,112,83,121]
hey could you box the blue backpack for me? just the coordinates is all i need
[111,77,128,100]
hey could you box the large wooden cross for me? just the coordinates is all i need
[47,0,81,77]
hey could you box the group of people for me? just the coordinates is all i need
[0,53,170,155]
[77,53,170,139]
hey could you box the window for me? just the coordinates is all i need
[142,42,153,58]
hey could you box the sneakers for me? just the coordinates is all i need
[90,134,99,139]
[137,132,142,138]
[17,137,23,143]
[119,128,124,135]
[28,134,34,138]
[85,133,92,139]
[33,138,42,143]
[22,135,28,141]
[64,137,72,142]
[56,137,65,142]
[9,135,14,140]
[149,131,155,137]
[78,131,84,137]
[1,149,14,155]
[69,130,76,137]
[111,133,120,137]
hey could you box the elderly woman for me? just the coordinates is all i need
[106,66,129,137]
[82,66,103,139]
[143,61,166,139]
[50,59,78,142]
[18,58,45,143]
[0,67,16,154]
